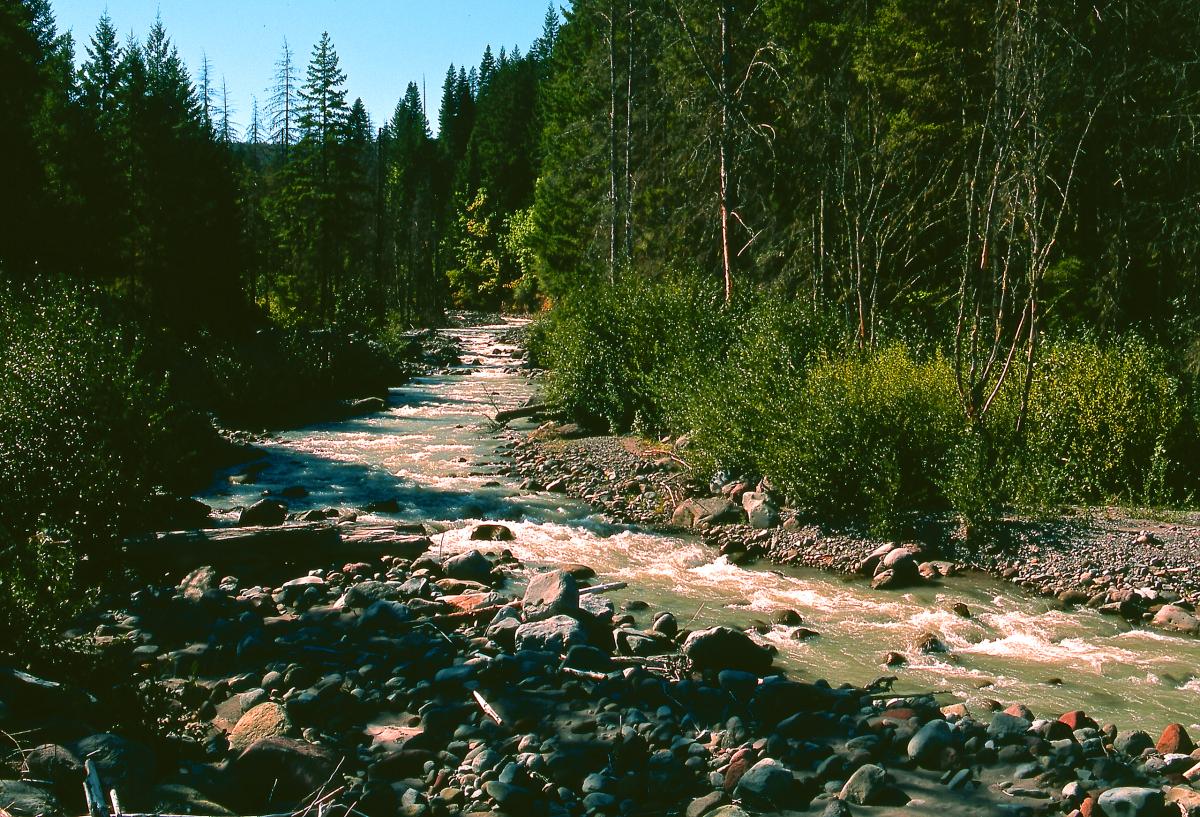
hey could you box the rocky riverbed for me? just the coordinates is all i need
[8,316,1200,817]
[504,431,1200,643]
[4,528,1199,817]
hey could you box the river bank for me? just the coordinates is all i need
[6,318,1200,817]
[3,526,1197,817]
[504,430,1200,644]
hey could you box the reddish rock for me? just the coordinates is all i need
[1059,710,1099,732]
[880,707,920,723]
[723,748,754,792]
[1159,723,1195,755]
[1080,793,1099,817]
[1004,703,1035,721]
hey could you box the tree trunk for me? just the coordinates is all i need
[718,3,733,303]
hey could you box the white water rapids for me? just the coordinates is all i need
[198,319,1200,733]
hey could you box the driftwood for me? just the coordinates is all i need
[560,666,609,682]
[83,759,110,817]
[473,690,503,725]
[122,524,430,570]
[579,581,627,596]
[492,403,548,424]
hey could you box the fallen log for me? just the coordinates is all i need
[122,524,430,570]
[492,402,548,424]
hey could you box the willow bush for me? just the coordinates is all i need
[541,279,1195,526]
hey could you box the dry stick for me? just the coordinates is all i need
[560,666,609,682]
[109,790,123,817]
[473,690,503,726]
[297,757,345,817]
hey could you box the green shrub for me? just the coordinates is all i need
[532,277,1195,526]
[765,346,963,529]
[0,283,175,653]
[542,275,731,432]
[1012,338,1185,507]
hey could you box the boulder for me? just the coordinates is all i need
[343,580,397,608]
[671,497,744,529]
[443,549,493,583]
[907,719,954,769]
[873,548,920,587]
[179,565,217,601]
[228,702,292,754]
[988,712,1032,742]
[1058,710,1099,732]
[357,600,413,631]
[1157,723,1194,755]
[238,499,287,527]
[1167,786,1200,817]
[839,763,887,805]
[470,524,515,541]
[234,736,341,808]
[1095,787,1164,817]
[522,569,579,622]
[0,780,63,817]
[1114,730,1155,757]
[67,733,154,796]
[682,627,772,674]
[741,492,780,529]
[514,615,587,653]
[733,758,794,810]
[1152,604,1200,635]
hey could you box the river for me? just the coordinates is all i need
[199,318,1200,733]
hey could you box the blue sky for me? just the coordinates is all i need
[50,1,561,135]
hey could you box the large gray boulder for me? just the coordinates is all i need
[671,497,744,529]
[1096,787,1164,817]
[443,549,493,583]
[741,492,780,529]
[839,763,886,805]
[682,626,772,674]
[988,712,1032,742]
[908,719,954,768]
[514,615,586,653]
[522,569,579,622]
[733,758,794,810]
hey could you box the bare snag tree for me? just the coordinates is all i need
[954,0,1099,432]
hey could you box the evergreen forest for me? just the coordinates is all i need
[4,0,1200,646]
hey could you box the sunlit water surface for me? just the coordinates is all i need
[199,320,1200,732]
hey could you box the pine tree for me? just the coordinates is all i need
[479,45,496,94]
[79,12,122,117]
[299,32,349,145]
[268,38,298,153]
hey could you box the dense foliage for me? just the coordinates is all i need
[534,285,1195,531]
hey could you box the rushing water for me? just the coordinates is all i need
[199,319,1200,732]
